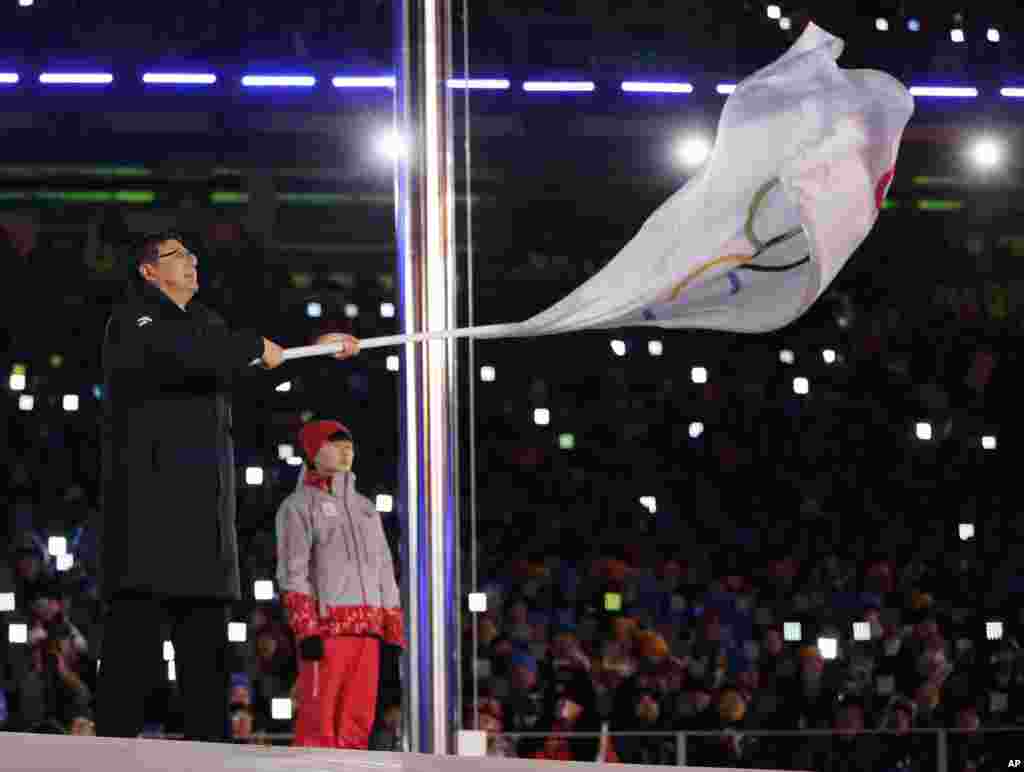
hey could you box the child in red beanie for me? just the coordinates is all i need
[276,420,404,749]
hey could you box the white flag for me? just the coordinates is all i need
[283,22,914,361]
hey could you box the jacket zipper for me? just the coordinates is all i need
[342,483,369,607]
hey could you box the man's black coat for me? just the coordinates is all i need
[99,280,265,600]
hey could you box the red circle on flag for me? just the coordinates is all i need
[875,168,896,210]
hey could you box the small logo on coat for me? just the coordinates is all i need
[136,316,154,327]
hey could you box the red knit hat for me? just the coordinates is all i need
[299,420,353,462]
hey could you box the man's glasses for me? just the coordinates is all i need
[156,248,197,263]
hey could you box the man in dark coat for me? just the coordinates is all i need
[96,231,358,741]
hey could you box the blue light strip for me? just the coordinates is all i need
[717,83,737,94]
[143,72,217,85]
[621,81,693,94]
[0,73,19,84]
[448,78,511,90]
[39,72,113,85]
[332,76,395,88]
[1000,87,1024,98]
[522,80,595,93]
[909,86,978,97]
[241,74,316,88]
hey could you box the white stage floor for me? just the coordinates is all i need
[1,733,783,771]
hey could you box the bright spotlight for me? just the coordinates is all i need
[468,592,487,613]
[48,536,67,557]
[375,130,407,161]
[63,394,79,412]
[677,136,711,168]
[779,17,792,30]
[8,373,25,391]
[875,18,888,32]
[793,377,809,395]
[8,623,27,644]
[988,28,1000,43]
[18,0,34,7]
[779,349,795,365]
[56,554,74,572]
[163,640,175,661]
[691,366,708,384]
[610,339,627,357]
[344,303,359,318]
[254,580,275,601]
[0,593,14,612]
[271,698,293,721]
[766,5,781,20]
[167,661,177,681]
[245,467,264,486]
[852,622,871,641]
[534,408,550,426]
[386,355,400,372]
[818,637,838,660]
[970,137,1003,170]
[959,522,975,541]
[688,421,704,439]
[277,444,294,461]
[306,301,322,318]
[951,28,965,43]
[639,496,658,514]
[783,622,802,642]
[558,433,576,450]
[822,348,837,364]
[987,621,1004,641]
[380,302,396,318]
[285,456,303,467]
[915,422,933,441]
[227,622,247,643]
[981,435,997,450]
[375,494,394,513]
[480,365,496,382]
[648,340,663,356]
[275,381,292,393]
[18,395,33,411]
[907,18,920,32]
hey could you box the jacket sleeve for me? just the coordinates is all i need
[106,310,265,384]
[374,510,405,649]
[275,496,321,640]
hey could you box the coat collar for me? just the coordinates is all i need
[133,279,205,320]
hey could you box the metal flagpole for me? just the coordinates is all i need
[395,0,460,754]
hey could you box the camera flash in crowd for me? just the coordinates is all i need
[386,355,400,372]
[228,622,247,643]
[981,435,997,450]
[275,381,292,393]
[610,339,626,357]
[480,365,496,382]
[8,372,25,391]
[822,348,837,364]
[168,661,177,682]
[766,5,781,19]
[793,377,809,395]
[8,623,28,645]
[254,580,274,601]
[18,394,34,411]
[245,467,264,486]
[271,698,293,721]
[468,592,487,613]
[779,349,795,365]
[689,421,704,439]
[163,640,175,662]
[63,394,79,412]
[0,593,14,612]
[534,408,550,426]
[56,553,74,572]
[48,536,67,557]
[344,303,359,319]
[818,637,838,660]
[875,18,889,32]
[375,494,394,513]
[380,302,395,319]
[784,621,802,642]
[559,433,576,450]
[639,496,658,514]
[691,366,708,384]
[604,592,622,612]
[286,456,302,467]
[987,621,1004,641]
[915,422,932,441]
[853,621,871,641]
[959,522,975,541]
[648,340,663,356]
[277,444,294,461]
[305,301,322,318]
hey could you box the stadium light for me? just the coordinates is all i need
[8,623,27,644]
[375,130,407,161]
[534,408,550,426]
[783,622,802,642]
[143,73,217,85]
[610,339,627,357]
[822,348,837,364]
[779,349,795,365]
[380,302,396,318]
[375,494,394,513]
[56,554,74,572]
[818,637,838,660]
[227,622,247,643]
[386,355,400,372]
[0,593,14,612]
[689,421,704,439]
[254,580,274,601]
[981,435,997,450]
[959,522,975,541]
[677,136,712,168]
[63,394,79,412]
[332,76,395,89]
[306,301,322,318]
[48,536,67,557]
[793,377,809,395]
[271,698,293,721]
[522,81,595,93]
[275,381,292,393]
[639,496,657,514]
[852,622,871,641]
[18,395,33,411]
[951,28,965,43]
[987,621,1004,641]
[621,81,693,94]
[691,366,708,384]
[915,422,933,441]
[163,640,175,661]
[480,365,496,382]
[277,444,294,461]
[245,467,264,486]
[40,72,113,85]
[875,18,888,32]
[468,592,487,613]
[766,5,781,20]
[241,75,315,88]
[987,28,1000,43]
[648,340,663,356]
[970,137,1004,170]
[344,303,359,318]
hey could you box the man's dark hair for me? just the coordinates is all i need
[136,231,183,266]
